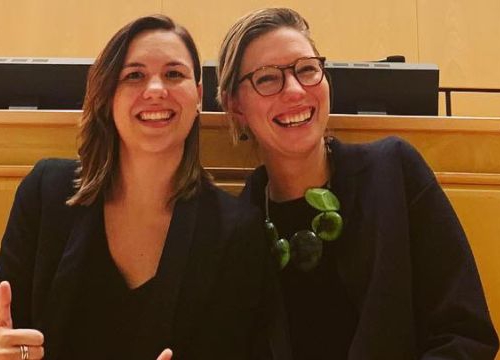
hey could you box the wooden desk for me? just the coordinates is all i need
[1,110,499,344]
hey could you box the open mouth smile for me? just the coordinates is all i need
[272,107,314,128]
[136,110,175,122]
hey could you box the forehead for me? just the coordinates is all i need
[240,27,316,73]
[125,29,193,67]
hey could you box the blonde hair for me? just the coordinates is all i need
[67,15,211,206]
[217,8,319,143]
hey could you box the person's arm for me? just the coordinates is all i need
[401,141,499,359]
[0,161,47,328]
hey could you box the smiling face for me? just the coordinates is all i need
[112,29,201,156]
[231,27,330,159]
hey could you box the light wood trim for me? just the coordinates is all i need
[3,165,500,188]
[0,166,32,177]
[437,172,500,186]
[0,110,80,126]
[201,112,500,133]
[2,110,500,132]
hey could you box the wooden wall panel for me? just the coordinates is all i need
[0,0,162,57]
[417,0,500,88]
[162,0,418,62]
[1,0,499,116]
[450,93,500,118]
[445,187,500,342]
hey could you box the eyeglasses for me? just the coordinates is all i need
[238,56,326,97]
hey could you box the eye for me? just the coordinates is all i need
[121,71,144,81]
[253,68,281,85]
[165,70,187,80]
[296,64,320,75]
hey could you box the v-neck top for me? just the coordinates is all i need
[269,195,358,360]
[61,210,160,360]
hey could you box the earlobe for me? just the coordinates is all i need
[195,84,203,113]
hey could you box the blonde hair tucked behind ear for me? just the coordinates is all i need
[217,8,319,144]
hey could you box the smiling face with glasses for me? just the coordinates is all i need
[231,27,330,157]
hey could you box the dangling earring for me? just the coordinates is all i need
[239,129,249,141]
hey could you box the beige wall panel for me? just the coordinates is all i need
[417,0,500,88]
[0,0,162,57]
[450,93,500,118]
[163,0,418,62]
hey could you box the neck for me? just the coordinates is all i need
[263,139,330,202]
[109,147,183,209]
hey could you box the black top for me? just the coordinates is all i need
[241,137,498,359]
[269,196,358,360]
[1,158,281,360]
[61,210,160,360]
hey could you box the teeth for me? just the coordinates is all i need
[139,111,174,121]
[274,109,312,127]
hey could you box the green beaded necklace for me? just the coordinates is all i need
[264,184,343,272]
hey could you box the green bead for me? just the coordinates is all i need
[272,238,290,269]
[264,219,279,243]
[311,211,343,241]
[290,230,323,272]
[305,188,340,212]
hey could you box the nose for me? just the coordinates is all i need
[142,75,168,99]
[281,70,306,101]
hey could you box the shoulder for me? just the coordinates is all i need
[331,136,436,201]
[331,135,423,162]
[332,136,432,175]
[18,158,79,205]
[25,158,78,183]
[199,181,262,226]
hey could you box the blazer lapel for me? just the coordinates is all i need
[330,139,375,311]
[41,198,103,360]
[132,193,200,357]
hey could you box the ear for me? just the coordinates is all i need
[227,94,247,126]
[196,84,203,112]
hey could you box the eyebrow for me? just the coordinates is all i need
[122,61,189,69]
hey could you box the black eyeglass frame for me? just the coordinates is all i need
[238,56,327,97]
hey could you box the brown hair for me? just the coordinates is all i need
[67,14,211,206]
[217,8,320,143]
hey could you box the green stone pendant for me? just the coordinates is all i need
[290,230,323,272]
[311,211,343,241]
[305,188,340,211]
[273,238,291,269]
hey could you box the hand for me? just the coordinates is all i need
[156,348,173,360]
[0,281,44,359]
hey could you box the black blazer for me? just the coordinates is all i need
[0,159,281,360]
[242,136,499,359]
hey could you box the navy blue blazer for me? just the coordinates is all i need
[241,136,498,359]
[0,159,280,360]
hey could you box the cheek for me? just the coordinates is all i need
[177,85,200,110]
[112,88,134,117]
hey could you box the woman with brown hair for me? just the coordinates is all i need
[217,7,498,360]
[0,15,276,360]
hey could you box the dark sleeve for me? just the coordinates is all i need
[399,140,499,359]
[0,160,47,328]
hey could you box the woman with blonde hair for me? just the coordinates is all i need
[218,7,498,359]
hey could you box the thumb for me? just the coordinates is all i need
[0,281,13,328]
[156,348,173,360]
